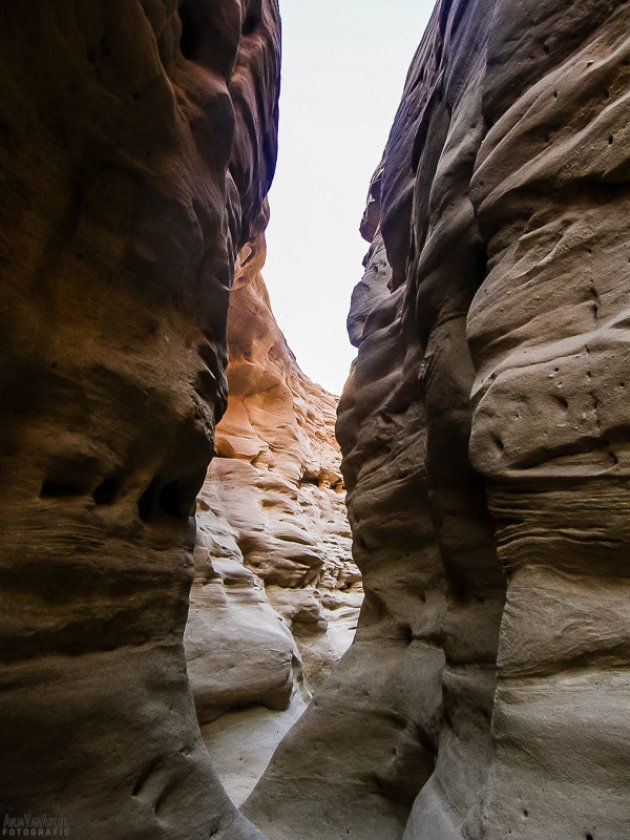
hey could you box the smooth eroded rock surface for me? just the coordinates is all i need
[0,2,279,838]
[246,2,630,840]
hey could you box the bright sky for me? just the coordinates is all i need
[263,0,437,395]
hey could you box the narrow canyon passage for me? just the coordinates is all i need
[1,2,630,840]
[183,215,362,804]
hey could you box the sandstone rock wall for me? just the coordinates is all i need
[245,2,630,840]
[185,221,359,723]
[0,2,280,838]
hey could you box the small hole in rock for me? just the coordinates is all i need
[41,480,83,498]
[179,1,200,60]
[159,479,192,519]
[609,135,614,144]
[242,13,258,36]
[138,478,159,522]
[93,477,118,506]
[143,469,207,522]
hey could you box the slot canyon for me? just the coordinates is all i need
[1,1,629,839]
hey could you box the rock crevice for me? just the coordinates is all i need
[185,223,360,734]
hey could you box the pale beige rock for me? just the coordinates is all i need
[184,483,299,725]
[202,227,359,682]
[201,692,309,807]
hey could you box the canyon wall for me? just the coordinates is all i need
[184,223,360,800]
[245,2,630,840]
[0,2,280,838]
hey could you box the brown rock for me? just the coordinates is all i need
[0,2,279,838]
[246,2,630,839]
[465,3,630,836]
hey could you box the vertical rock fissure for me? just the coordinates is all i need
[0,2,281,838]
[184,217,362,806]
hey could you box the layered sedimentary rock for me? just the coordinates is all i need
[185,222,360,799]
[0,2,280,838]
[246,3,630,840]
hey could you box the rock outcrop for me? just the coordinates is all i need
[0,2,280,838]
[184,220,360,800]
[245,3,630,840]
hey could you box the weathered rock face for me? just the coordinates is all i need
[0,2,279,838]
[184,223,360,800]
[245,3,630,840]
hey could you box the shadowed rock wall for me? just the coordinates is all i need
[245,2,630,839]
[0,2,279,838]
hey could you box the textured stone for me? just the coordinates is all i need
[5,1,630,837]
[184,224,360,800]
[246,2,630,840]
[0,2,279,838]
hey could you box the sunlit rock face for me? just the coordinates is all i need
[0,2,279,838]
[245,2,630,840]
[184,218,360,799]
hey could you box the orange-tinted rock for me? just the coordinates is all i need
[246,3,630,840]
[185,222,360,742]
[0,2,279,838]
